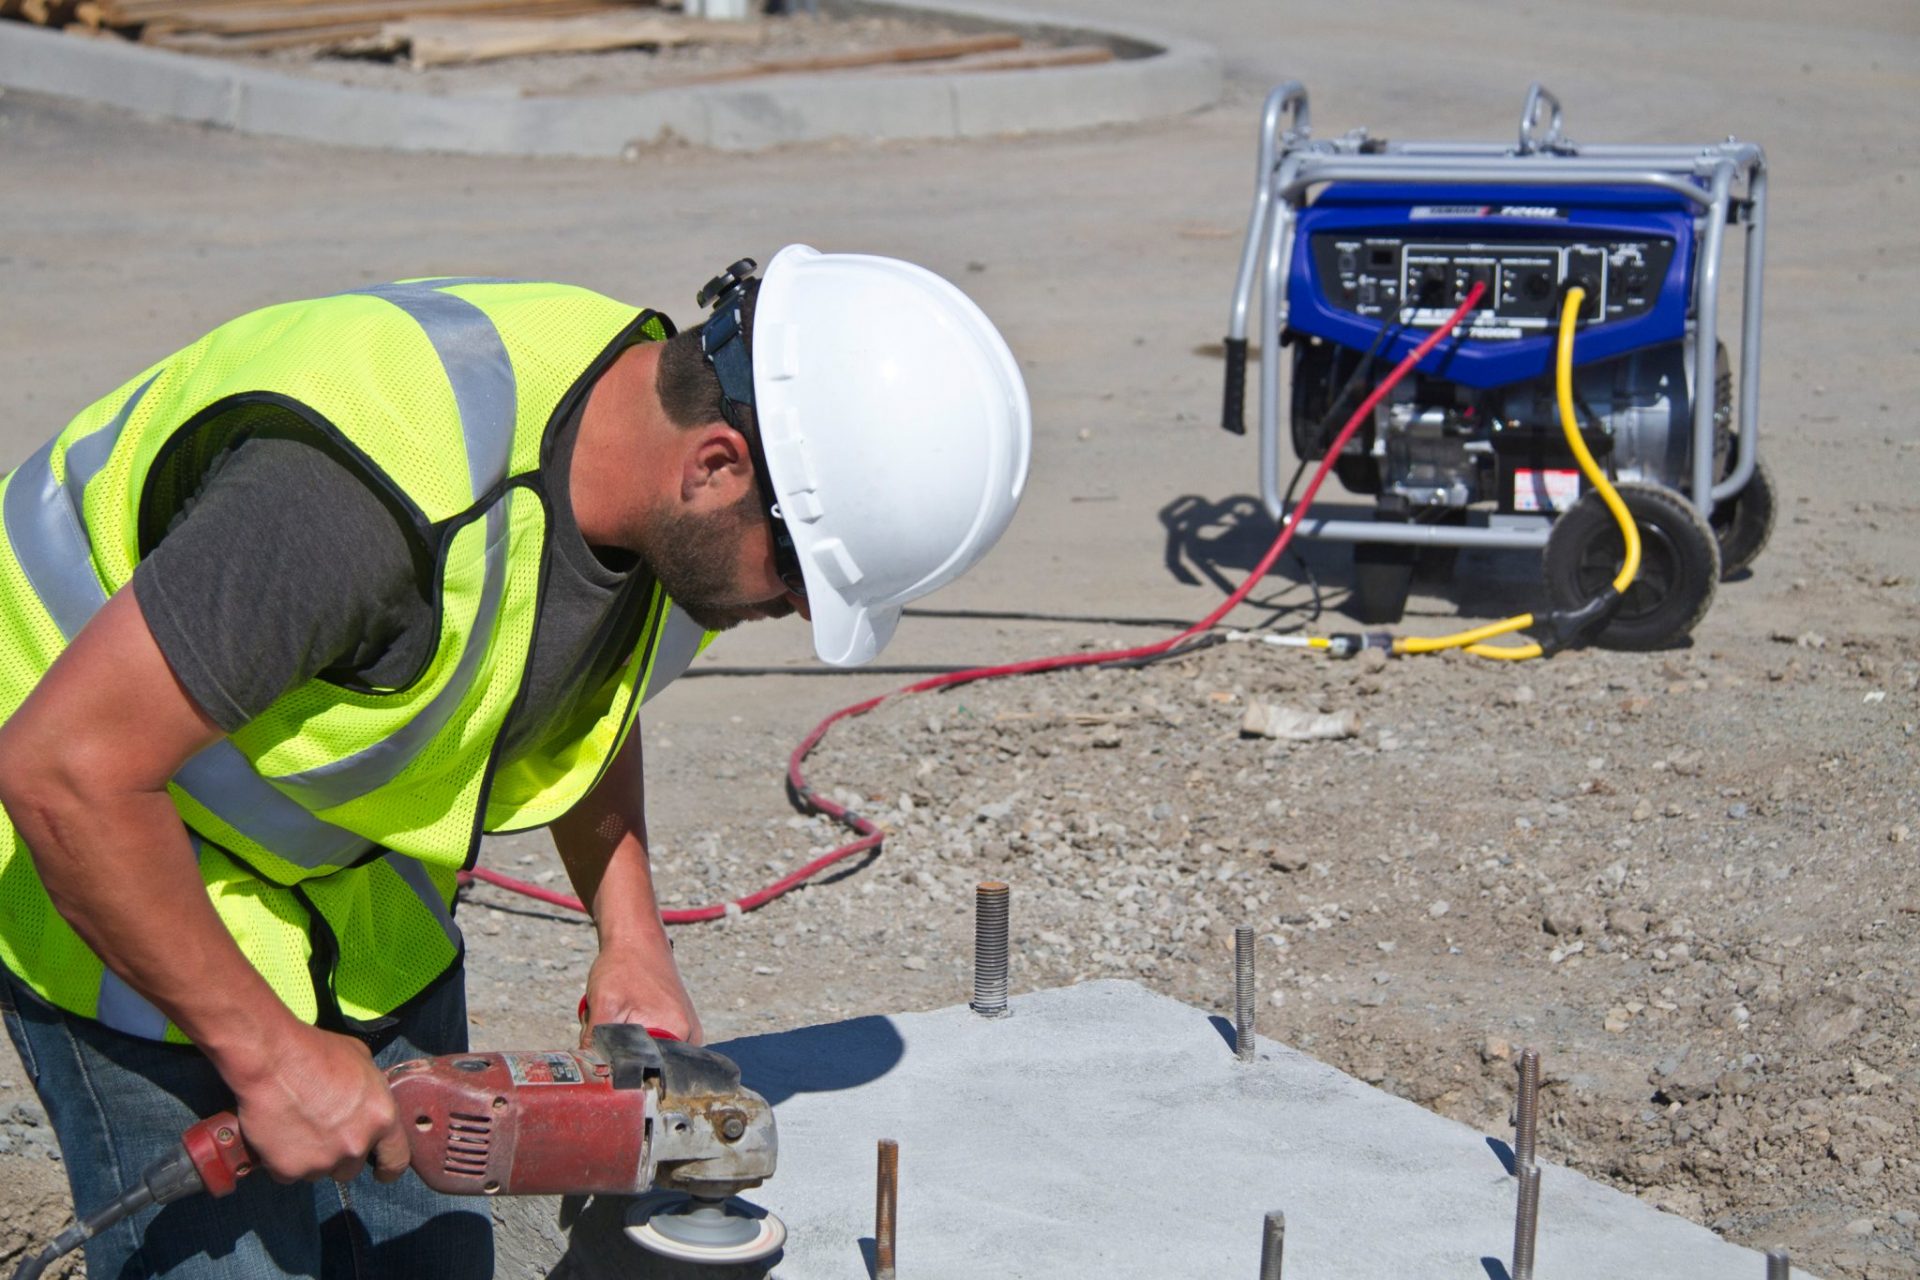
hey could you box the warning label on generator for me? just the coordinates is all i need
[505,1052,585,1086]
[1514,468,1582,513]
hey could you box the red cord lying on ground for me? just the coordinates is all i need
[461,285,1487,925]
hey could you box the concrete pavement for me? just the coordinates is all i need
[501,981,1818,1278]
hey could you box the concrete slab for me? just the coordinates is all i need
[506,981,1815,1279]
[0,1,1220,156]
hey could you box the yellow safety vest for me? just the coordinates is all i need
[0,279,715,1040]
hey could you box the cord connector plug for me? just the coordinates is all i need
[1538,588,1622,655]
[1325,632,1395,659]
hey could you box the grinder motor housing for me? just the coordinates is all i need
[387,1024,776,1200]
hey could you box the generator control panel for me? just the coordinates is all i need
[1308,233,1676,338]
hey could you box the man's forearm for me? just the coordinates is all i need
[0,586,411,1181]
[8,781,300,1085]
[586,834,674,956]
[549,812,673,960]
[549,739,701,1042]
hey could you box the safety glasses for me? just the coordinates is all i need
[699,264,807,601]
[736,412,808,601]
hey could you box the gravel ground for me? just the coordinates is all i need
[11,605,1916,1278]
[569,604,1916,1280]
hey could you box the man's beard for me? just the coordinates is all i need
[641,493,795,633]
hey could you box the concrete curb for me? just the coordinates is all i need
[0,2,1220,155]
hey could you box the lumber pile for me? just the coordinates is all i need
[3,0,1114,76]
[358,10,753,67]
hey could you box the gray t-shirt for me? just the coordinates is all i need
[131,403,654,768]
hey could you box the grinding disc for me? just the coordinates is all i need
[625,1191,787,1266]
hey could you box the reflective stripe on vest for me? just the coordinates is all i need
[265,283,517,821]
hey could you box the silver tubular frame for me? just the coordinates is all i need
[1225,82,1769,546]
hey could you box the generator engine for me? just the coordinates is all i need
[1224,84,1775,650]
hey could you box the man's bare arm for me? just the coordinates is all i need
[549,728,702,1045]
[0,586,410,1182]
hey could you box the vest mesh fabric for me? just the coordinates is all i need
[307,858,456,1025]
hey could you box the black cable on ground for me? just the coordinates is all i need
[1092,631,1229,670]
[901,605,1209,629]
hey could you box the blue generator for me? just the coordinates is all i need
[1223,84,1773,649]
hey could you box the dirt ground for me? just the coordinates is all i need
[1,0,1917,1274]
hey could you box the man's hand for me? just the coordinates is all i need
[223,1023,413,1184]
[580,942,703,1047]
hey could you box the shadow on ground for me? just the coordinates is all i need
[1159,492,1554,626]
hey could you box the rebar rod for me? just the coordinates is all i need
[1514,1048,1541,1170]
[1512,1163,1540,1280]
[1234,925,1257,1061]
[971,881,1010,1018]
[1258,1210,1285,1279]
[875,1139,899,1280]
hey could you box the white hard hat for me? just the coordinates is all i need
[741,245,1032,667]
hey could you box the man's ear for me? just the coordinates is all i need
[680,422,754,507]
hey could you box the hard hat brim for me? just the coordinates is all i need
[807,596,900,669]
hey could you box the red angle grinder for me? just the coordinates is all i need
[10,1025,785,1278]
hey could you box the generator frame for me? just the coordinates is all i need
[1224,81,1770,553]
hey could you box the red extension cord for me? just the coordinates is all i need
[461,285,1488,925]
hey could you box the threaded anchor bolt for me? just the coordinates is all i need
[971,881,1010,1018]
[875,1138,899,1280]
[1234,925,1257,1062]
[1258,1210,1285,1280]
[1511,1162,1540,1280]
[1766,1249,1790,1280]
[1514,1047,1540,1171]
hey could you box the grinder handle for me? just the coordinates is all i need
[575,994,681,1040]
[174,1111,254,1200]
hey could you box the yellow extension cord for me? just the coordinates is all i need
[1384,285,1641,661]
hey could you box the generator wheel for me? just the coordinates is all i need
[1543,482,1720,651]
[1710,453,1775,579]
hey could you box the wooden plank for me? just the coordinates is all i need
[19,0,81,25]
[395,12,764,68]
[101,0,651,19]
[884,43,1113,74]
[137,0,605,35]
[139,0,584,35]
[662,31,1022,84]
[143,20,385,46]
[140,3,605,49]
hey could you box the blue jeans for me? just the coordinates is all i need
[0,965,493,1279]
